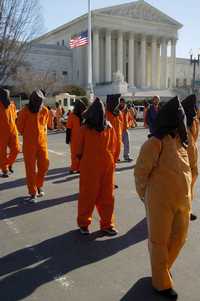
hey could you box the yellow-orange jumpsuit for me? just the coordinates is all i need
[77,125,116,229]
[0,102,20,172]
[187,118,199,201]
[47,109,55,130]
[16,106,49,196]
[66,113,82,172]
[106,111,123,162]
[55,106,63,130]
[134,135,191,291]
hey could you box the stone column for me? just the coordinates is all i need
[117,31,123,74]
[151,36,157,89]
[93,29,100,84]
[128,33,135,86]
[105,29,112,82]
[171,39,177,88]
[141,35,146,88]
[160,38,168,89]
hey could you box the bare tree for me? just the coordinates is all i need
[15,68,65,96]
[0,0,43,84]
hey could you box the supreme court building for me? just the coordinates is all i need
[24,0,200,96]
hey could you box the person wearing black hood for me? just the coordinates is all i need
[77,98,117,236]
[182,94,199,221]
[0,88,20,177]
[106,94,123,163]
[66,99,87,173]
[16,90,49,203]
[134,96,191,299]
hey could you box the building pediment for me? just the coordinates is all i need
[95,0,182,28]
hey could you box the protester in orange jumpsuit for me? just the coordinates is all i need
[55,102,64,130]
[0,89,20,177]
[66,100,86,173]
[77,98,117,236]
[119,98,133,162]
[16,90,49,203]
[106,94,123,163]
[134,97,191,300]
[182,94,199,221]
[47,106,55,130]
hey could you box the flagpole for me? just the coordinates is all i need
[88,0,94,100]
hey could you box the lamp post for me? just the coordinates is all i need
[190,51,200,93]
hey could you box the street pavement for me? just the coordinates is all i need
[0,126,200,301]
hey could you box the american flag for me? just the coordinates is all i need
[69,31,88,49]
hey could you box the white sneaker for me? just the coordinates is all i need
[37,188,45,197]
[28,195,38,204]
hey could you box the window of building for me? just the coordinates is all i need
[183,78,187,87]
[176,78,180,88]
[57,41,60,46]
[62,40,65,46]
[77,70,79,80]
[168,78,171,88]
[62,71,68,76]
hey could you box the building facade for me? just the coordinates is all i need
[20,0,200,96]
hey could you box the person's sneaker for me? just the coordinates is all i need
[28,195,38,204]
[102,227,118,236]
[79,227,90,235]
[2,171,9,178]
[114,184,119,189]
[117,159,121,163]
[154,288,178,299]
[124,157,133,162]
[37,188,45,197]
[9,165,14,173]
[190,213,197,221]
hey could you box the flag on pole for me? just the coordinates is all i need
[69,31,88,49]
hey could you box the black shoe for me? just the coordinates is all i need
[9,166,14,173]
[114,184,119,189]
[102,227,118,236]
[2,171,9,178]
[190,213,197,221]
[154,288,178,299]
[79,227,90,235]
[116,159,121,163]
[124,157,133,162]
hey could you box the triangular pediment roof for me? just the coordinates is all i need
[94,0,182,28]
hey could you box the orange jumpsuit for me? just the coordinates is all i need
[55,106,63,130]
[106,111,123,162]
[143,107,148,128]
[66,113,82,172]
[187,118,199,201]
[0,102,20,172]
[47,109,55,130]
[77,125,116,229]
[16,106,49,196]
[134,135,191,291]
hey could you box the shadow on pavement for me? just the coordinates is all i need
[0,167,70,192]
[120,277,166,301]
[0,218,147,301]
[0,193,78,220]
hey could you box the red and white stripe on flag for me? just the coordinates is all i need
[69,31,88,49]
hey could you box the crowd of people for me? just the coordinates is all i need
[0,87,199,300]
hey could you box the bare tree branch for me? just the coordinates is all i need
[0,0,43,84]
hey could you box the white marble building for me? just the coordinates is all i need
[23,0,200,96]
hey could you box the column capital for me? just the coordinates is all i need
[106,29,112,35]
[141,34,146,41]
[151,36,157,43]
[171,38,177,45]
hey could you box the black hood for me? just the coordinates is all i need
[0,88,11,108]
[73,99,86,120]
[153,96,188,148]
[28,90,45,113]
[83,97,107,132]
[106,94,121,116]
[182,94,197,127]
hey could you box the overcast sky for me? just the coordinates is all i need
[40,0,200,58]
